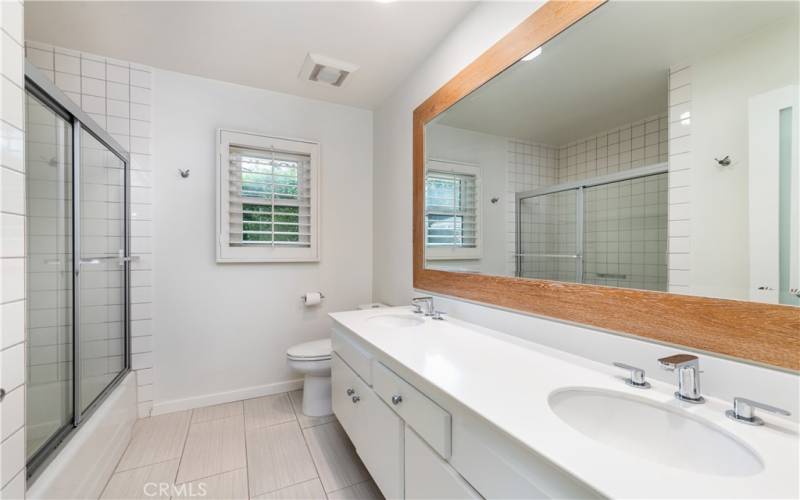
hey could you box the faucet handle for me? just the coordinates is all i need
[726,397,791,426]
[613,362,650,389]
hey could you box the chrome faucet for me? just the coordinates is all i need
[411,296,435,316]
[658,354,704,403]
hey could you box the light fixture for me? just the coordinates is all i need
[521,47,543,62]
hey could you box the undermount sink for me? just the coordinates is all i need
[367,314,425,328]
[548,388,763,477]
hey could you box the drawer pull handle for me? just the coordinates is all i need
[346,388,355,396]
[391,395,403,405]
[351,395,360,404]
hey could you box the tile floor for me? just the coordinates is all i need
[100,390,383,500]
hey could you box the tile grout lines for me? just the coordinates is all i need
[104,391,367,499]
[290,392,328,500]
[171,408,194,488]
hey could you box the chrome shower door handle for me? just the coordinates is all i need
[76,258,100,275]
[117,249,140,265]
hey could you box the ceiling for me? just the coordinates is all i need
[24,1,476,109]
[436,1,798,145]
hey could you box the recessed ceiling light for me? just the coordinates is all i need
[521,47,543,62]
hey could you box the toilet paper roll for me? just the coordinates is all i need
[303,292,322,306]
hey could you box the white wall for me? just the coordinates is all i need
[373,1,543,306]
[424,123,507,275]
[0,0,28,496]
[152,69,373,413]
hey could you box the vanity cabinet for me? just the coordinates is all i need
[405,426,481,499]
[331,325,596,500]
[331,353,404,499]
[332,342,479,499]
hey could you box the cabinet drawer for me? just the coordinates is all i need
[373,361,451,458]
[405,426,481,499]
[332,327,373,385]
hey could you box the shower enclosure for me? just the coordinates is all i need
[516,163,668,291]
[24,62,131,478]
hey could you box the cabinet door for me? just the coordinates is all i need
[405,426,481,500]
[332,353,404,499]
[332,353,360,438]
[358,387,404,499]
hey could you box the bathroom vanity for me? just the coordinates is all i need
[330,307,798,499]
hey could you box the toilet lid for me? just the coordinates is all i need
[287,338,332,361]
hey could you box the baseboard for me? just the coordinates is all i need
[150,378,305,416]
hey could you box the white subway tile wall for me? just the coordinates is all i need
[504,141,559,275]
[506,113,670,290]
[25,41,154,418]
[667,65,692,293]
[1,0,28,496]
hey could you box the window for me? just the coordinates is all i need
[217,130,320,262]
[424,160,481,260]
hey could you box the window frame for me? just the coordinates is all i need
[424,159,482,260]
[217,129,320,263]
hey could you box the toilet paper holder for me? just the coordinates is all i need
[300,292,326,303]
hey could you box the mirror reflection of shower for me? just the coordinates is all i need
[516,166,668,291]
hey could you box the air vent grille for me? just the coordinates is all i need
[299,53,359,88]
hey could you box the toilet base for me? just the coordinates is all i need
[302,374,332,417]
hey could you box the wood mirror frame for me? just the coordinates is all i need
[412,0,799,371]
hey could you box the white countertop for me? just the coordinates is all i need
[330,307,799,499]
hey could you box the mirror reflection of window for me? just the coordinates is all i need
[425,160,481,261]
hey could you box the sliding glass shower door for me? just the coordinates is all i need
[25,92,74,459]
[25,64,131,478]
[77,129,127,413]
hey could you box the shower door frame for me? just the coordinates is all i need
[515,162,668,280]
[24,61,132,480]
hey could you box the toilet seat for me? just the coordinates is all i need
[287,338,331,361]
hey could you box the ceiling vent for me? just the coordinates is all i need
[299,53,359,88]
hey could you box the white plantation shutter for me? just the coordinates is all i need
[217,130,320,262]
[228,146,312,247]
[424,160,481,260]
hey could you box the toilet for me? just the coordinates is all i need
[286,338,333,417]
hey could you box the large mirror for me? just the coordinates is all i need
[424,1,799,307]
